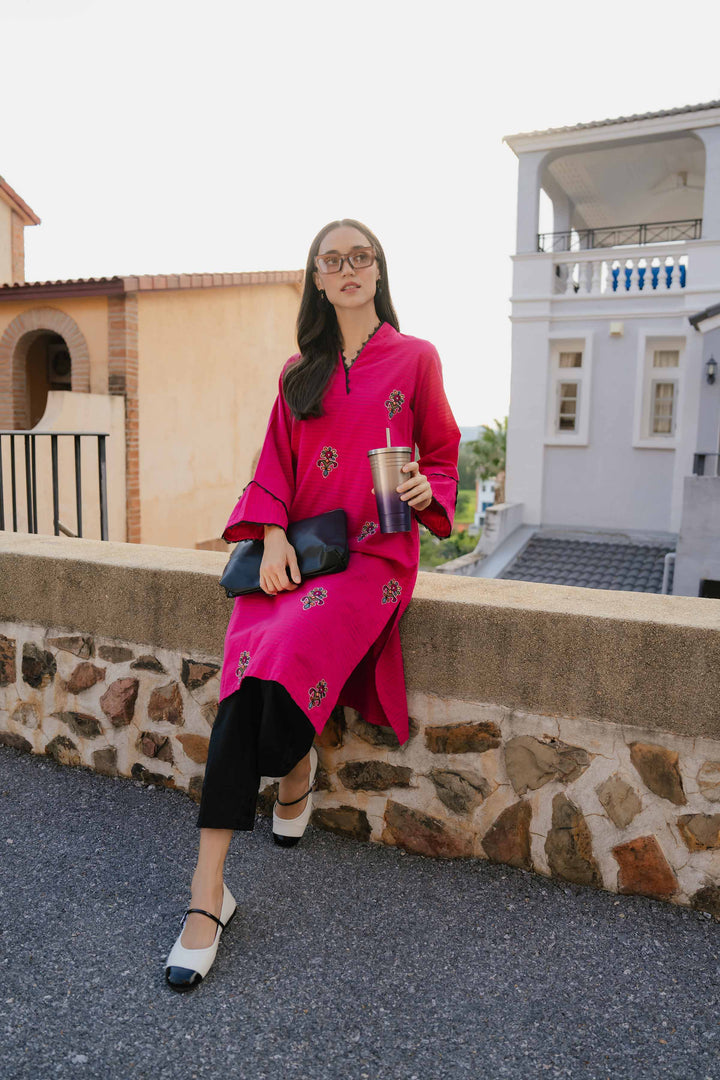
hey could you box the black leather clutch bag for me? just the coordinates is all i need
[219,508,349,597]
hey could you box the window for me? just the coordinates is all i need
[651,382,675,435]
[653,349,679,369]
[546,337,591,445]
[634,338,683,446]
[558,382,579,431]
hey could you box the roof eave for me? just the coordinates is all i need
[503,101,720,156]
[689,302,720,330]
[0,269,305,302]
[0,177,41,225]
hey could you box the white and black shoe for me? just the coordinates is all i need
[164,881,237,992]
[272,745,318,847]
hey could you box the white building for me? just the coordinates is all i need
[474,477,496,529]
[476,100,720,597]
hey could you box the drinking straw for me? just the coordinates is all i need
[386,428,391,448]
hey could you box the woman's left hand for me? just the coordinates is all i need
[396,460,433,511]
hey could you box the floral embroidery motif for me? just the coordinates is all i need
[235,651,251,682]
[316,445,339,477]
[381,579,402,604]
[308,678,328,710]
[385,389,405,419]
[301,586,328,610]
[357,521,378,542]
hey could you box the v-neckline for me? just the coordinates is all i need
[341,320,385,372]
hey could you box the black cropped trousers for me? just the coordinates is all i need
[196,676,317,831]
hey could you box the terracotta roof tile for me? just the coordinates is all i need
[0,269,304,300]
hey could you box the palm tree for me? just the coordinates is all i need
[467,417,507,495]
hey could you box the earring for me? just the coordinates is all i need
[377,279,382,292]
[319,289,326,302]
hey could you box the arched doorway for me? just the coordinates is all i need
[0,306,90,429]
[23,331,72,428]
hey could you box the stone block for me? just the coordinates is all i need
[181,658,220,690]
[338,760,413,791]
[256,781,279,816]
[314,763,333,793]
[137,731,174,763]
[312,805,372,841]
[690,885,720,919]
[11,701,39,729]
[482,799,532,870]
[44,734,81,767]
[98,645,133,663]
[425,720,501,755]
[317,704,346,749]
[53,711,103,739]
[347,709,416,748]
[697,761,720,803]
[629,742,686,805]
[429,768,490,814]
[0,634,16,686]
[382,799,473,858]
[93,746,118,775]
[21,643,56,689]
[677,813,720,852]
[612,835,678,900]
[595,774,642,829]
[505,735,591,795]
[130,762,176,788]
[100,678,139,727]
[545,793,602,888]
[131,655,166,673]
[46,634,94,658]
[0,731,32,753]
[64,662,105,695]
[201,699,218,728]
[188,775,204,802]
[148,682,184,726]
[176,733,210,764]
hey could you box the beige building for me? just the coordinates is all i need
[0,174,302,549]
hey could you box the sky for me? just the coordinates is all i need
[1,0,719,426]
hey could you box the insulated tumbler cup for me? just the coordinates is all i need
[368,446,413,533]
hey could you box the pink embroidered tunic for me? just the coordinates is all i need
[218,320,461,746]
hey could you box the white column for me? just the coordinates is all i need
[693,126,720,242]
[514,150,546,254]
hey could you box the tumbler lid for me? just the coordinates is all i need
[367,446,413,457]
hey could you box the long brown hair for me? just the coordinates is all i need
[283,219,400,420]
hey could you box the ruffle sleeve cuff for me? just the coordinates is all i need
[221,480,289,543]
[413,471,459,540]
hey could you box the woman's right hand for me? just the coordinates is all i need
[260,525,302,594]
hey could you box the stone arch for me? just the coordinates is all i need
[0,306,91,429]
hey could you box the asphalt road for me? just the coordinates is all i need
[1,743,719,1080]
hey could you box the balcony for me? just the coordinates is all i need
[552,247,689,297]
[538,218,703,253]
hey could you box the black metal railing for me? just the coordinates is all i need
[0,431,109,540]
[538,218,702,253]
[693,452,720,478]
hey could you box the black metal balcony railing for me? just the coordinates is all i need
[693,452,720,478]
[538,218,702,254]
[0,431,109,540]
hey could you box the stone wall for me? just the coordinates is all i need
[1,532,720,918]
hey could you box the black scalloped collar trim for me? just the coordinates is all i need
[341,321,385,369]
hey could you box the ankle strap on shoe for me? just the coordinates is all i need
[182,907,226,929]
[276,783,314,806]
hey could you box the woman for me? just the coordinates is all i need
[164,218,461,991]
